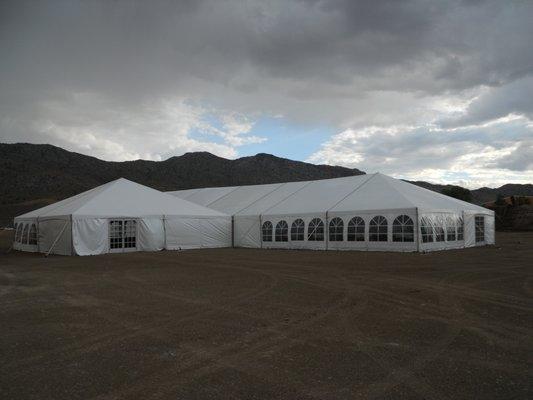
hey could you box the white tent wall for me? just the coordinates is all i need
[418,212,466,252]
[138,218,165,252]
[418,210,495,251]
[72,216,164,256]
[72,218,108,255]
[164,216,231,250]
[259,209,419,252]
[233,215,262,248]
[328,209,418,252]
[485,214,495,245]
[38,217,72,255]
[261,213,328,250]
[464,210,495,248]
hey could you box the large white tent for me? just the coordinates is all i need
[13,178,231,256]
[168,173,495,252]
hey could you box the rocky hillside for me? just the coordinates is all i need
[0,143,364,224]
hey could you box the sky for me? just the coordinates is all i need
[1,0,532,188]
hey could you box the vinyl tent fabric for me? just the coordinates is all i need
[168,173,494,252]
[14,178,231,256]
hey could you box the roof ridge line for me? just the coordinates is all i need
[379,174,419,208]
[73,178,127,214]
[36,179,116,217]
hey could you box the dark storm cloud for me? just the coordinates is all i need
[2,0,532,102]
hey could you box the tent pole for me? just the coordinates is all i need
[259,215,263,249]
[70,215,74,256]
[45,220,69,257]
[415,207,420,252]
[36,217,40,253]
[325,211,329,251]
[231,216,235,248]
[163,216,167,250]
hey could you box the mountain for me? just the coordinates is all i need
[0,143,364,223]
[1,143,531,227]
[409,180,533,205]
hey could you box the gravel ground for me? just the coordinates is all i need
[0,230,531,400]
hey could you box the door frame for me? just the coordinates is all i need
[108,218,138,253]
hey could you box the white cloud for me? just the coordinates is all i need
[9,93,266,161]
[309,119,533,188]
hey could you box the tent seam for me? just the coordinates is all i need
[326,173,378,212]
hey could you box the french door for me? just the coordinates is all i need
[109,219,137,252]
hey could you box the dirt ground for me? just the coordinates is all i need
[0,230,531,400]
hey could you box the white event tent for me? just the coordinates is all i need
[168,173,495,252]
[13,178,231,256]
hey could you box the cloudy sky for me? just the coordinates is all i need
[1,0,532,188]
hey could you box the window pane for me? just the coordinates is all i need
[262,221,273,242]
[329,217,343,242]
[291,219,305,241]
[275,220,288,242]
[475,216,485,242]
[308,218,324,241]
[392,215,414,242]
[369,216,387,242]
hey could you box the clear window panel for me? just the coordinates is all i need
[275,220,289,242]
[347,217,365,242]
[109,220,123,249]
[329,217,344,242]
[308,218,324,241]
[291,219,305,241]
[392,215,414,242]
[369,216,388,242]
[475,216,485,243]
[262,221,273,242]
[124,220,137,248]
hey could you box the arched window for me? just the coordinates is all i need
[15,223,23,243]
[262,221,273,242]
[22,224,30,244]
[307,218,324,241]
[369,216,387,242]
[347,217,365,241]
[392,215,414,242]
[275,220,289,242]
[329,217,343,241]
[29,224,38,245]
[420,217,434,243]
[291,219,305,241]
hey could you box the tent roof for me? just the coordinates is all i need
[168,173,490,216]
[16,178,228,219]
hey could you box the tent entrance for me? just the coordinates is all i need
[109,219,137,252]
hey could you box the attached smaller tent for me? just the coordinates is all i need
[13,178,231,256]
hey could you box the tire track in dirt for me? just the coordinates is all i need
[94,270,360,400]
[0,270,16,298]
[342,270,467,400]
[2,263,281,374]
